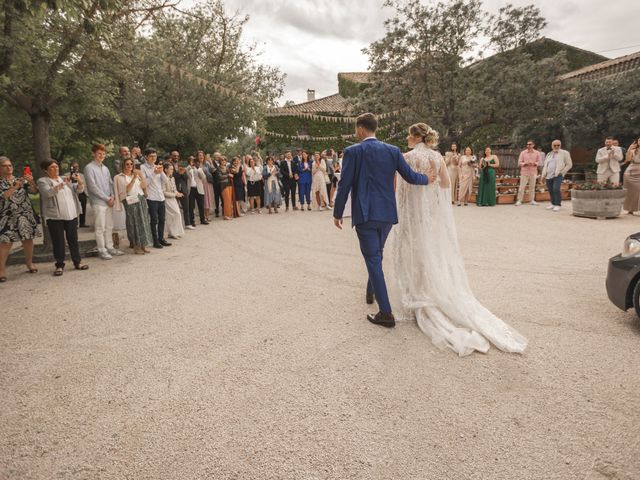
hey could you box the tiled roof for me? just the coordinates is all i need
[338,72,377,84]
[267,93,351,116]
[559,51,640,82]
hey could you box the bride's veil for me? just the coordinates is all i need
[387,145,526,356]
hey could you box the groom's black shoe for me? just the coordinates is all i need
[366,292,375,305]
[367,311,395,328]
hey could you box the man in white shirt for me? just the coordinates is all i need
[541,140,573,212]
[595,137,624,184]
[84,144,124,259]
[141,148,171,248]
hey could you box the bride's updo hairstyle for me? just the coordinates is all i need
[409,123,439,147]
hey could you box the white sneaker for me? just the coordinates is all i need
[186,225,196,230]
[531,201,539,206]
[552,206,561,212]
[319,206,326,211]
[515,201,522,206]
[99,251,112,260]
[108,249,125,256]
[546,205,554,210]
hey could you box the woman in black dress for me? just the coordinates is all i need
[230,156,245,217]
[0,156,40,282]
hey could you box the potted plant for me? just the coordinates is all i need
[497,187,517,204]
[571,182,626,219]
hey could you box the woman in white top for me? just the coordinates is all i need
[37,159,88,275]
[162,162,185,239]
[114,158,153,254]
[311,151,330,210]
[244,156,263,214]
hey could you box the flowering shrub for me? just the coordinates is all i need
[572,181,623,191]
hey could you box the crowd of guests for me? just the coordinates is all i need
[1,134,638,282]
[444,136,640,213]
[0,145,343,281]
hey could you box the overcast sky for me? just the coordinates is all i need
[204,0,640,105]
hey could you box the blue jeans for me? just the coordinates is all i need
[355,221,393,313]
[546,175,563,206]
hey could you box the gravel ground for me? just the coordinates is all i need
[1,202,639,480]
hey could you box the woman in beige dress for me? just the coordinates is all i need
[458,147,477,206]
[623,137,640,215]
[311,152,329,210]
[445,143,460,205]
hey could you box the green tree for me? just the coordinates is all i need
[488,3,547,53]
[112,0,284,154]
[0,0,173,166]
[359,0,563,149]
[563,73,640,150]
[360,0,486,143]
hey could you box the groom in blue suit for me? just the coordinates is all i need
[333,113,432,328]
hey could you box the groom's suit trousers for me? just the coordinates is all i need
[355,221,393,313]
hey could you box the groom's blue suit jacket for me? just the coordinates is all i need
[333,138,429,226]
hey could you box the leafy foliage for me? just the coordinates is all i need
[563,73,640,150]
[0,0,284,167]
[357,0,606,152]
[488,3,547,53]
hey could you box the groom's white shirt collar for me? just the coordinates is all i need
[362,136,377,142]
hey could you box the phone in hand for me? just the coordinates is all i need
[23,166,32,177]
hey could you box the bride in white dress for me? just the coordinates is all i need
[388,123,527,356]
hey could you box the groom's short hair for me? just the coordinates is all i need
[356,113,377,133]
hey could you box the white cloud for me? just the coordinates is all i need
[184,0,640,104]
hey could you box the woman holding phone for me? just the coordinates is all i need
[37,159,88,275]
[0,157,39,282]
[624,136,640,215]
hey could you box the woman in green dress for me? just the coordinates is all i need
[477,147,499,206]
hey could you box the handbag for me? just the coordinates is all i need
[125,194,140,205]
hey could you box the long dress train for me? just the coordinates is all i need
[388,143,527,356]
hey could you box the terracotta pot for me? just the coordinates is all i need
[535,191,550,202]
[571,189,626,219]
[497,194,516,204]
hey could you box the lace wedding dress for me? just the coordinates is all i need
[388,142,527,356]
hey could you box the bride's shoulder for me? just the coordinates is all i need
[429,149,444,160]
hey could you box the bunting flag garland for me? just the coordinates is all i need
[161,61,249,101]
[264,110,404,123]
[265,131,357,141]
[264,129,400,144]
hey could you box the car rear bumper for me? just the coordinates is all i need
[606,254,640,311]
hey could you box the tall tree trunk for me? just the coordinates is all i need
[30,110,52,165]
[30,110,52,250]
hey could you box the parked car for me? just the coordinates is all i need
[606,232,640,317]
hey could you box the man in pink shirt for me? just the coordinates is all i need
[515,139,540,206]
